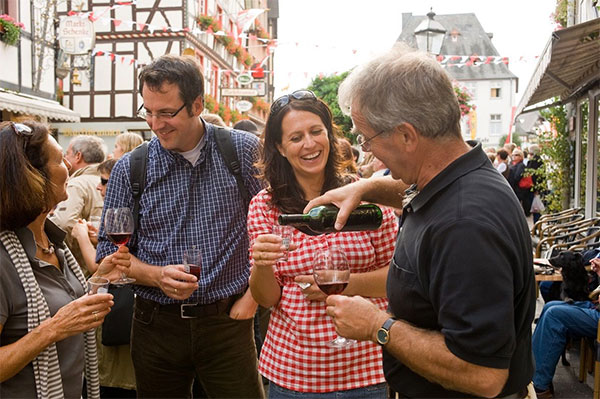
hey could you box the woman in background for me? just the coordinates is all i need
[112,132,143,160]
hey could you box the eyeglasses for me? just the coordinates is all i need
[100,177,109,186]
[269,90,317,117]
[356,130,386,152]
[8,122,33,150]
[137,103,186,120]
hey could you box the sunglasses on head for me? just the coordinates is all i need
[5,122,33,150]
[269,90,317,117]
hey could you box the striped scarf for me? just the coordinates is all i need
[0,230,100,399]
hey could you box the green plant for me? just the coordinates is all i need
[552,0,568,28]
[196,15,256,68]
[453,81,476,117]
[0,14,24,46]
[538,102,572,212]
[308,72,354,142]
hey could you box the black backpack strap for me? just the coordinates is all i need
[214,127,250,208]
[129,142,148,239]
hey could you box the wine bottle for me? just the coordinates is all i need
[278,204,383,235]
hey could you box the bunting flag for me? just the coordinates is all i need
[436,54,510,68]
[236,8,266,32]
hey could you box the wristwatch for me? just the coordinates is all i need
[376,317,396,346]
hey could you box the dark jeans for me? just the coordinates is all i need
[131,296,265,398]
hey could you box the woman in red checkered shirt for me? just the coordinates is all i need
[248,91,398,398]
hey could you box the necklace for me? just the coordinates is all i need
[35,233,55,255]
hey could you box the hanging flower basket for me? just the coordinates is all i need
[0,14,24,46]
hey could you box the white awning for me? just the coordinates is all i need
[515,18,600,117]
[0,89,80,122]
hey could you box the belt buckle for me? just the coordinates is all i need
[180,303,198,319]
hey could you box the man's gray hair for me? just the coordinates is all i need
[338,43,462,139]
[70,135,106,164]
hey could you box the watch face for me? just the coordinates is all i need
[377,329,389,345]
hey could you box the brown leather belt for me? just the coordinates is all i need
[136,295,236,319]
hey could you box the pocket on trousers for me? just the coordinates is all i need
[133,299,155,326]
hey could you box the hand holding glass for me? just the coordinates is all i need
[312,246,356,348]
[183,246,202,282]
[104,207,135,284]
[87,276,110,295]
[272,224,292,261]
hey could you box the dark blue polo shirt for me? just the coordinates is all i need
[385,143,535,398]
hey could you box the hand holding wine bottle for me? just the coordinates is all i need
[104,207,136,285]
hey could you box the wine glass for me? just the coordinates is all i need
[312,246,356,348]
[104,207,135,285]
[272,224,293,261]
[183,246,202,284]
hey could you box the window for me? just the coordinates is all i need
[198,0,208,15]
[490,114,502,135]
[490,88,501,98]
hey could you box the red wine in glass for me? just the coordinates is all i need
[312,246,356,349]
[104,207,135,285]
[184,247,202,284]
[107,233,131,246]
[315,281,348,295]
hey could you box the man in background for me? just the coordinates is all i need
[50,135,106,272]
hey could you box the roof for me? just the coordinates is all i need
[516,17,600,116]
[398,12,517,81]
[0,89,80,123]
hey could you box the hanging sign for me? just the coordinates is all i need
[221,88,258,96]
[58,15,95,54]
[236,73,254,86]
[236,100,253,112]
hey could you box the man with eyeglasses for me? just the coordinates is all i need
[306,44,535,399]
[96,54,264,398]
[50,135,106,274]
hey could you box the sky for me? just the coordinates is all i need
[271,0,558,105]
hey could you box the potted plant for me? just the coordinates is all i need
[0,14,25,46]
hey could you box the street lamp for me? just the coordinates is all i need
[414,8,446,55]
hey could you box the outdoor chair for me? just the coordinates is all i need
[531,207,583,237]
[546,227,600,258]
[532,214,586,251]
[535,219,600,258]
[576,319,600,399]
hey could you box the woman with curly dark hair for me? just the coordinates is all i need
[248,91,398,398]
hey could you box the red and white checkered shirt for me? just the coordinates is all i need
[248,189,399,393]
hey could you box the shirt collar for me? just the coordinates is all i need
[406,141,487,213]
[154,118,212,164]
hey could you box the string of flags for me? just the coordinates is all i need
[68,4,541,74]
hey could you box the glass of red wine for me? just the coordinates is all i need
[183,246,201,283]
[312,246,356,348]
[104,207,135,285]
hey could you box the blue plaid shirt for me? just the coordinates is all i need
[96,123,263,304]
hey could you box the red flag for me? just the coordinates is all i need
[506,106,516,144]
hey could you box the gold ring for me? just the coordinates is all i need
[93,312,99,322]
[174,288,178,294]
